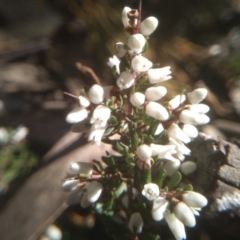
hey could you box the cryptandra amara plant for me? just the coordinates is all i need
[62,3,209,240]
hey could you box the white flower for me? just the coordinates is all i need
[145,86,167,101]
[128,34,146,53]
[45,225,62,240]
[142,183,160,201]
[140,17,158,36]
[168,94,186,109]
[189,104,210,113]
[128,212,144,234]
[150,143,176,161]
[66,107,88,124]
[180,161,197,176]
[151,197,169,221]
[131,55,152,73]
[187,88,208,104]
[61,179,79,192]
[164,210,186,240]
[182,191,208,208]
[90,105,111,128]
[70,162,93,175]
[130,92,145,107]
[11,125,28,143]
[167,123,191,144]
[147,66,171,84]
[88,84,104,104]
[80,181,103,208]
[173,202,196,227]
[117,71,135,90]
[107,55,120,74]
[163,159,181,177]
[145,101,169,121]
[182,124,198,138]
[115,42,127,58]
[179,110,210,125]
[88,124,107,145]
[79,95,90,108]
[136,144,152,161]
[168,137,191,161]
[122,7,131,28]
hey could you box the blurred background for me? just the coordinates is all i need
[0,0,240,239]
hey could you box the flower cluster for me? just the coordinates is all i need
[62,5,210,240]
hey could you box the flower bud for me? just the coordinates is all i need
[182,191,208,208]
[115,42,127,57]
[128,212,143,234]
[66,107,88,124]
[145,101,169,121]
[45,225,62,240]
[164,210,186,240]
[167,123,191,144]
[117,71,135,90]
[88,84,104,104]
[128,34,146,53]
[151,197,169,221]
[187,88,208,104]
[182,124,198,138]
[61,179,79,191]
[122,7,131,28]
[168,94,186,109]
[130,92,145,107]
[70,162,93,175]
[78,96,90,108]
[189,104,210,113]
[145,86,167,101]
[140,17,158,36]
[136,144,152,161]
[142,183,160,201]
[174,202,196,227]
[163,159,181,177]
[180,161,197,175]
[131,55,152,72]
[147,66,171,84]
[179,110,210,125]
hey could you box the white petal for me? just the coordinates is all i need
[164,210,186,240]
[128,212,144,233]
[131,55,152,72]
[150,143,176,157]
[179,110,210,125]
[163,159,181,177]
[115,42,127,58]
[61,179,79,191]
[90,105,111,127]
[122,7,131,28]
[189,104,210,114]
[168,94,186,109]
[145,102,169,121]
[88,126,106,145]
[66,107,88,124]
[70,162,93,175]
[107,55,120,74]
[182,124,198,138]
[88,84,104,104]
[136,144,152,161]
[128,34,146,53]
[45,225,62,240]
[187,88,208,104]
[180,161,197,176]
[174,202,196,227]
[154,123,164,135]
[145,86,167,101]
[84,181,103,203]
[117,71,135,90]
[182,191,208,208]
[151,197,169,221]
[147,67,171,84]
[167,123,191,144]
[142,183,160,201]
[130,92,145,107]
[78,96,90,108]
[189,207,200,216]
[140,17,158,36]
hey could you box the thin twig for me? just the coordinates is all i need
[76,62,102,86]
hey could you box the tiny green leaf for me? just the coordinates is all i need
[184,183,193,191]
[155,169,167,189]
[166,171,182,190]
